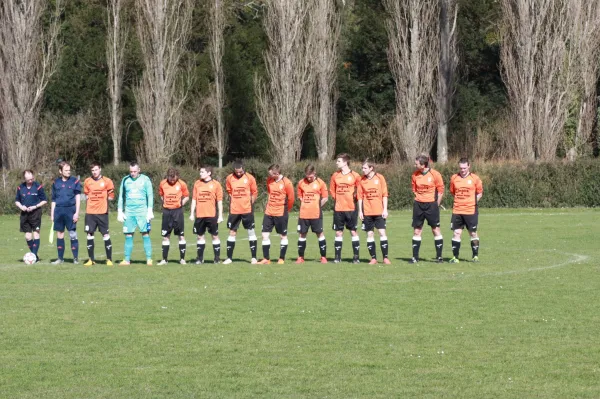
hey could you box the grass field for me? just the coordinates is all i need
[1,208,599,398]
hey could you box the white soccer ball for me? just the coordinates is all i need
[23,252,37,265]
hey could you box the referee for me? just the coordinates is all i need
[15,170,48,262]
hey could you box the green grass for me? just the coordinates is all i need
[1,209,599,398]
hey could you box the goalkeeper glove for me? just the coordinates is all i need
[117,210,126,223]
[146,209,154,222]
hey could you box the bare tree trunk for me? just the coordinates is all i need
[500,0,574,161]
[210,0,227,169]
[255,0,316,165]
[384,0,440,161]
[107,0,129,166]
[567,0,600,161]
[436,0,458,164]
[311,0,342,161]
[134,0,194,164]
[0,0,63,169]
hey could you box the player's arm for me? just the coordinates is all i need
[217,183,224,222]
[357,184,364,220]
[250,177,258,204]
[381,176,388,218]
[329,175,336,201]
[449,176,456,197]
[117,177,126,222]
[181,182,190,207]
[476,177,483,202]
[286,180,295,212]
[320,180,328,207]
[50,182,57,221]
[107,179,115,201]
[15,187,26,212]
[411,174,418,198]
[189,198,196,221]
[159,182,165,206]
[74,193,81,222]
[435,173,444,206]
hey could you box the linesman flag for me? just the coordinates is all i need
[49,222,54,244]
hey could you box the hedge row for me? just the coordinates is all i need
[2,159,600,214]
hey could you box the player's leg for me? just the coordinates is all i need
[210,218,221,263]
[450,214,463,263]
[53,210,67,264]
[377,219,390,264]
[314,218,327,263]
[258,215,273,264]
[32,230,41,261]
[159,233,171,265]
[193,218,206,264]
[366,229,378,265]
[427,203,443,263]
[432,226,443,263]
[174,208,186,264]
[139,215,152,265]
[276,215,289,263]
[103,233,113,266]
[297,219,308,262]
[224,230,236,264]
[410,202,426,263]
[467,214,480,261]
[278,234,288,264]
[84,214,96,266]
[24,231,34,254]
[332,212,344,263]
[120,214,136,265]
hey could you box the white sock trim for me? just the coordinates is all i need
[434,235,443,240]
[351,236,360,242]
[280,238,288,245]
[367,237,375,243]
[212,239,220,245]
[471,237,479,241]
[412,236,422,241]
[227,236,236,242]
[335,237,344,242]
[197,240,206,245]
[380,236,387,241]
[263,240,271,246]
[318,236,326,242]
[298,237,307,242]
[452,238,461,243]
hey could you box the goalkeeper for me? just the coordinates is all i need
[117,162,154,266]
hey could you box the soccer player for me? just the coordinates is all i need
[15,170,48,262]
[258,164,295,265]
[83,163,115,266]
[189,166,223,264]
[358,160,390,265]
[330,153,362,263]
[410,154,445,264]
[117,162,154,266]
[449,158,483,263]
[296,164,328,264]
[158,168,189,265]
[223,160,258,264]
[50,161,81,264]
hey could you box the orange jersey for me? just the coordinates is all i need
[450,173,483,215]
[192,179,223,218]
[225,172,258,215]
[297,177,328,219]
[159,179,189,210]
[412,169,444,203]
[83,176,115,214]
[265,176,295,217]
[329,170,361,211]
[357,173,388,216]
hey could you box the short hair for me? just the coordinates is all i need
[268,164,281,174]
[232,160,244,170]
[23,169,34,178]
[129,161,140,169]
[415,154,430,168]
[58,161,71,171]
[458,157,470,165]
[166,167,179,179]
[90,162,101,169]
[336,153,350,165]
[362,159,376,170]
[201,165,213,175]
[304,164,316,175]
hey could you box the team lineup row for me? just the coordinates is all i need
[15,154,483,266]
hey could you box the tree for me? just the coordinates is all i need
[107,0,129,165]
[209,0,227,168]
[310,0,342,160]
[567,0,600,160]
[134,0,194,163]
[436,0,459,164]
[0,0,63,169]
[255,0,316,164]
[384,0,440,161]
[500,0,574,161]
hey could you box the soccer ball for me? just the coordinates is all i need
[23,252,37,265]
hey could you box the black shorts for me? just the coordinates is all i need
[262,214,289,235]
[297,218,324,234]
[20,208,42,233]
[193,217,219,236]
[412,201,440,228]
[227,213,255,231]
[85,213,109,235]
[362,215,386,232]
[332,210,358,231]
[450,213,478,233]
[162,208,185,236]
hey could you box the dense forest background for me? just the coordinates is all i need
[1,0,598,170]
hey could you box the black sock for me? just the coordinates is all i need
[249,240,257,259]
[197,241,206,262]
[380,238,388,259]
[334,238,342,260]
[179,242,186,260]
[87,238,95,260]
[32,239,40,258]
[213,240,221,260]
[298,238,307,257]
[279,240,288,260]
[352,236,360,257]
[262,241,271,260]
[452,240,461,258]
[227,238,235,259]
[319,238,327,257]
[162,243,169,261]
[26,239,33,252]
[412,237,421,259]
[367,239,376,259]
[104,238,112,260]
[435,236,443,259]
[471,238,479,257]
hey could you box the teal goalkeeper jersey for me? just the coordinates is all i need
[118,174,154,215]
